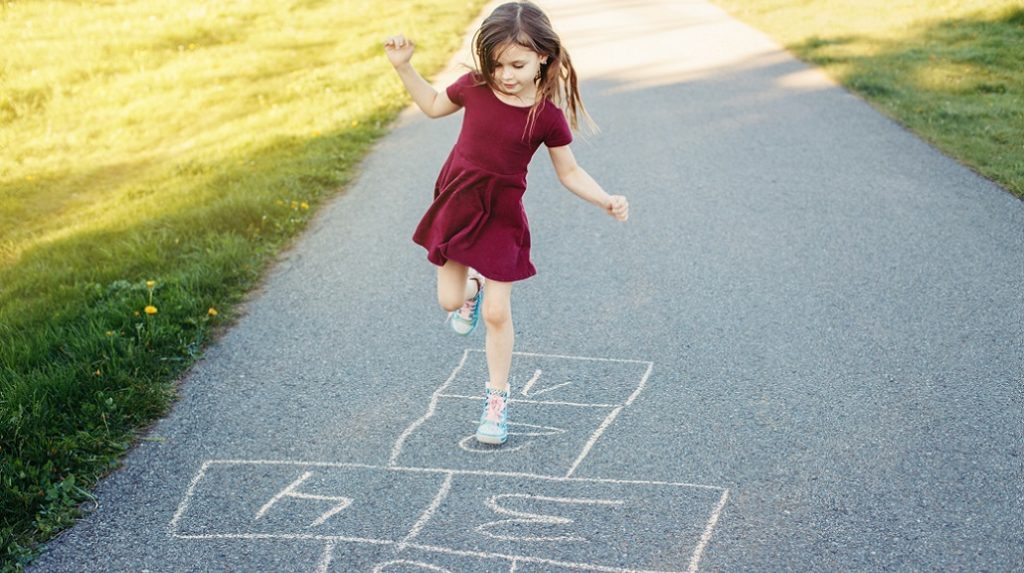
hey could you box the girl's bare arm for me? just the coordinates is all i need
[548,145,629,221]
[384,35,461,119]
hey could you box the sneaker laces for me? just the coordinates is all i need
[484,393,506,422]
[456,295,477,320]
[455,279,481,320]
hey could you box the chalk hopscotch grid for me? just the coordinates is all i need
[169,350,730,573]
[170,460,728,573]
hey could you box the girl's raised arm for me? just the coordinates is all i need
[384,35,461,119]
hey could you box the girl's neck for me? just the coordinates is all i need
[491,84,539,108]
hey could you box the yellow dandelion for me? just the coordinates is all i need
[291,200,299,210]
[26,175,36,181]
[146,280,156,289]
[145,305,158,315]
[300,201,309,210]
[351,120,359,127]
[312,130,321,137]
[207,307,218,317]
[275,199,285,206]
[188,43,197,50]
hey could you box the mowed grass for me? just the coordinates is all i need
[0,0,484,568]
[713,0,1024,197]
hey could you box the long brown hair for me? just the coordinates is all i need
[471,1,594,137]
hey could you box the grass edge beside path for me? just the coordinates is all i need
[0,1,486,570]
[711,0,1024,199]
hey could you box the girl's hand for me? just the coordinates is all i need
[384,35,415,68]
[604,195,629,221]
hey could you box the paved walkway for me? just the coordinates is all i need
[28,1,1023,571]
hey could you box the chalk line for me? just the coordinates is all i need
[565,406,623,478]
[686,488,730,573]
[399,472,454,551]
[389,349,471,466]
[438,393,619,408]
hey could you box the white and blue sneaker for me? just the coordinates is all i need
[448,274,484,336]
[475,387,509,445]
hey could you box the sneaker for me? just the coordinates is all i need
[476,387,509,445]
[448,274,484,336]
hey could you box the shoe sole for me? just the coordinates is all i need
[475,433,507,445]
[450,321,477,336]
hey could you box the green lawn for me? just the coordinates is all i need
[713,0,1024,197]
[0,1,485,569]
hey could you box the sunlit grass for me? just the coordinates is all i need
[0,0,485,569]
[714,0,1024,197]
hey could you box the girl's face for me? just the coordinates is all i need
[491,43,547,98]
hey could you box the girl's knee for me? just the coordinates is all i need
[438,291,464,313]
[482,298,511,327]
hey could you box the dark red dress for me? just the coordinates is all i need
[412,72,573,282]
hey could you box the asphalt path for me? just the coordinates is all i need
[26,0,1023,571]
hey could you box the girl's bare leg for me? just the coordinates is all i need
[436,259,479,312]
[481,279,514,393]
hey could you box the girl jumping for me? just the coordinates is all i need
[384,1,628,445]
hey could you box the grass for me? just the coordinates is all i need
[0,0,486,569]
[712,0,1024,197]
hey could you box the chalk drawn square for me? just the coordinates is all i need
[409,473,726,573]
[390,350,653,475]
[448,350,652,406]
[392,397,615,475]
[172,462,447,542]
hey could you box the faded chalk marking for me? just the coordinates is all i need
[173,532,392,543]
[172,460,727,573]
[255,471,353,527]
[458,422,566,453]
[399,473,454,551]
[459,434,529,453]
[686,489,730,573]
[169,460,212,533]
[516,367,577,398]
[172,347,730,573]
[373,561,454,573]
[402,541,685,573]
[181,459,724,491]
[565,406,624,478]
[476,494,626,542]
[520,368,544,397]
[314,541,335,573]
[624,362,653,407]
[509,422,568,437]
[389,350,471,466]
[438,393,619,408]
[529,381,573,397]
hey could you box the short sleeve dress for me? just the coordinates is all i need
[412,72,573,282]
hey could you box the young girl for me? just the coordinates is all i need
[385,1,628,445]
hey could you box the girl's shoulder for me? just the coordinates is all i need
[536,98,573,147]
[446,71,486,106]
[454,70,484,87]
